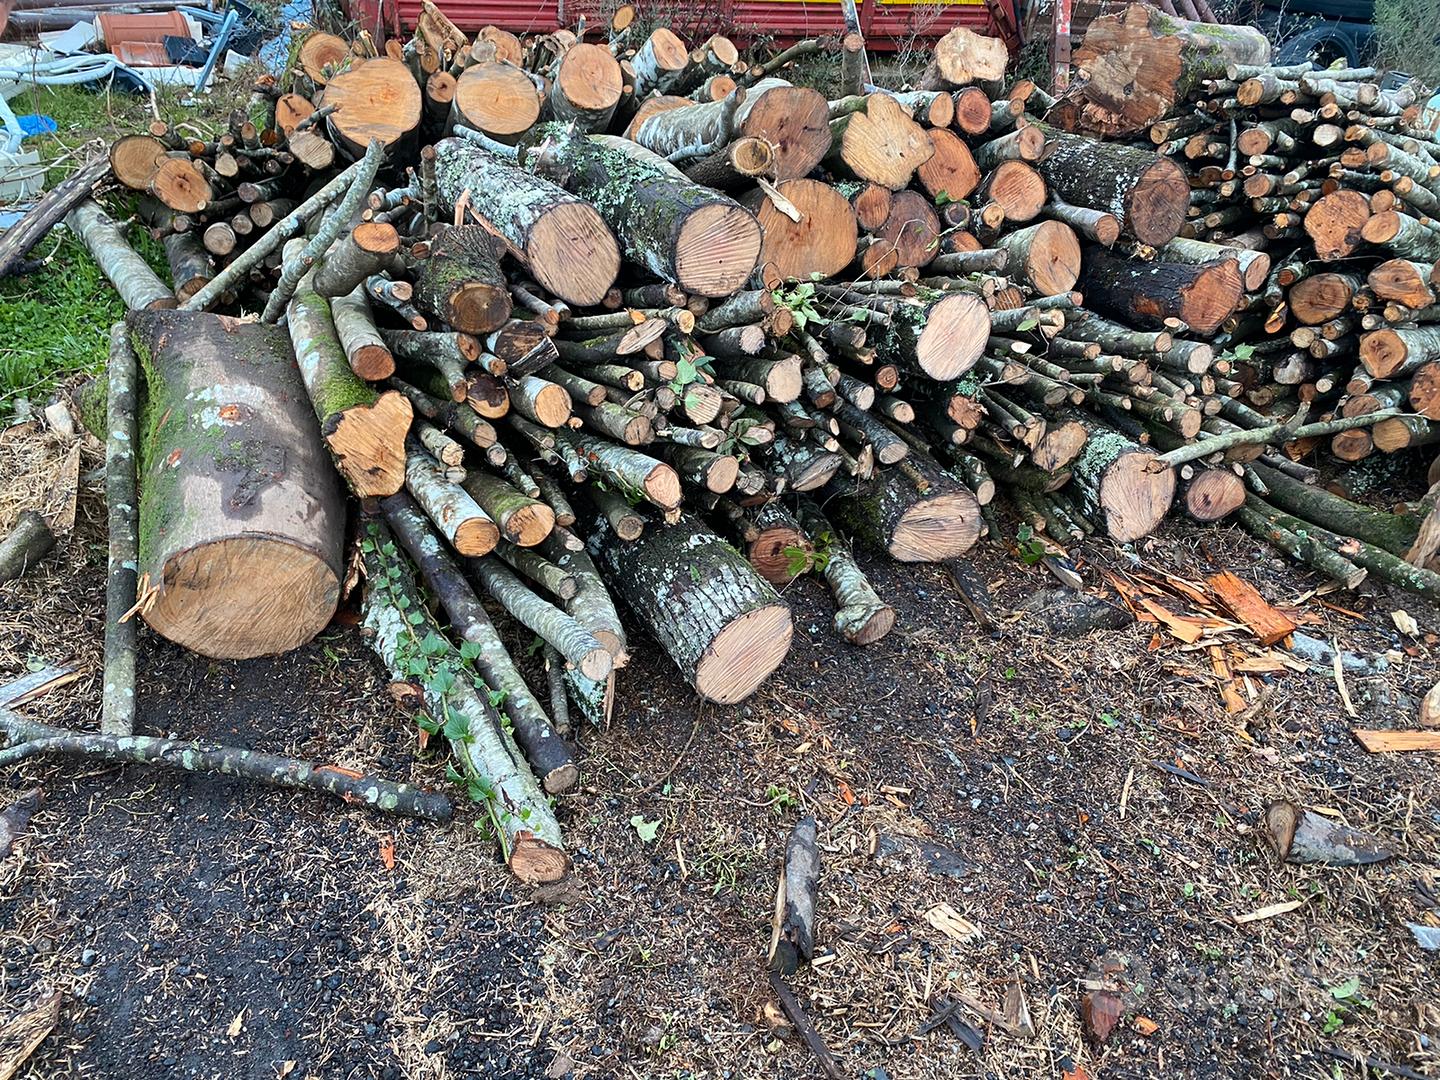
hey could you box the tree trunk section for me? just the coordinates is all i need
[162,231,212,304]
[128,309,345,658]
[549,43,624,131]
[873,293,990,380]
[1078,248,1243,335]
[1061,410,1176,543]
[331,286,395,380]
[313,222,402,299]
[0,512,54,584]
[531,129,761,297]
[741,179,858,283]
[828,455,982,562]
[452,62,542,139]
[797,499,895,645]
[320,58,423,158]
[1034,126,1189,246]
[827,93,935,190]
[993,221,1082,295]
[594,513,792,704]
[414,224,513,334]
[916,26,1009,88]
[103,323,139,735]
[915,129,982,203]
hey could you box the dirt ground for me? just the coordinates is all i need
[2,424,1439,1080]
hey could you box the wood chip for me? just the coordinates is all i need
[1353,729,1440,752]
[1232,897,1305,924]
[1333,647,1357,719]
[923,902,982,943]
[1206,570,1297,646]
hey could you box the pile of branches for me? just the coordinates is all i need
[39,0,1440,879]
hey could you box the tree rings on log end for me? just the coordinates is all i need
[1022,220,1082,295]
[509,836,571,884]
[913,292,990,380]
[325,389,413,497]
[453,62,541,138]
[1124,156,1189,246]
[322,58,422,156]
[1099,451,1176,543]
[740,86,832,182]
[674,203,763,298]
[146,537,341,659]
[747,179,857,283]
[694,603,793,704]
[1184,469,1245,522]
[557,44,623,113]
[889,486,982,562]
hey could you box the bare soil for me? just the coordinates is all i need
[2,448,1439,1080]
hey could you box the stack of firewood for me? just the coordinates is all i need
[52,0,1440,880]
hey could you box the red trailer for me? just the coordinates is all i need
[353,0,1020,54]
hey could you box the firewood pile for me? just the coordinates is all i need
[25,0,1440,879]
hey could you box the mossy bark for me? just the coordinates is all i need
[103,323,139,736]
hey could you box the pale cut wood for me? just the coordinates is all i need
[320,58,423,157]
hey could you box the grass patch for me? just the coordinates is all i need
[1375,0,1440,89]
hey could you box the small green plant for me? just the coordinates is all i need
[1321,1010,1344,1035]
[1015,524,1047,565]
[770,282,823,330]
[631,815,661,843]
[764,783,798,814]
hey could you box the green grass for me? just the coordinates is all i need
[0,85,176,422]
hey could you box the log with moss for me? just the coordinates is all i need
[360,520,568,881]
[1033,125,1190,246]
[128,308,346,659]
[594,512,792,704]
[797,500,895,645]
[286,255,412,497]
[67,200,176,311]
[828,454,982,562]
[529,126,762,297]
[1060,411,1176,543]
[103,323,139,735]
[414,224,513,335]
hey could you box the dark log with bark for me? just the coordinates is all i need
[1053,5,1270,137]
[287,268,412,496]
[128,309,345,658]
[829,455,982,562]
[1078,247,1243,335]
[360,521,568,879]
[530,127,761,297]
[873,293,991,380]
[742,179,859,283]
[103,324,138,736]
[1034,125,1189,246]
[0,512,54,584]
[1251,462,1422,556]
[435,137,620,307]
[0,710,451,821]
[414,224,513,334]
[0,157,110,279]
[381,494,578,792]
[768,815,821,975]
[67,201,176,311]
[595,513,792,703]
[1160,237,1271,291]
[161,232,212,303]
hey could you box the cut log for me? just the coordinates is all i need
[331,286,395,380]
[1369,259,1436,311]
[1181,467,1244,521]
[360,521,567,881]
[414,224,512,334]
[313,222,402,299]
[1034,126,1189,246]
[66,201,176,311]
[110,134,167,190]
[1077,248,1244,335]
[1290,273,1361,325]
[1159,236,1270,291]
[631,28,690,97]
[452,62,542,139]
[1360,327,1440,379]
[549,43,623,131]
[554,431,680,508]
[1264,800,1391,866]
[797,500,895,645]
[1054,5,1270,136]
[0,511,54,584]
[917,26,1009,89]
[1304,190,1371,261]
[595,513,792,704]
[829,455,982,562]
[915,128,982,202]
[977,160,1047,224]
[993,221,1081,294]
[827,94,935,190]
[161,231,212,303]
[406,450,499,555]
[680,135,776,190]
[1044,195,1121,247]
[287,265,411,496]
[531,128,761,297]
[128,309,344,658]
[742,179,858,283]
[1062,412,1176,543]
[434,137,619,307]
[320,58,423,157]
[731,79,831,181]
[148,157,212,214]
[298,30,351,85]
[462,470,555,546]
[874,292,991,380]
[467,556,611,680]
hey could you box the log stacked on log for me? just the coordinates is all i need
[56,5,1440,878]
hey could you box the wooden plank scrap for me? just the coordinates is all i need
[1353,730,1440,752]
[1232,898,1305,924]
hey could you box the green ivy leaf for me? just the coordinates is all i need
[1015,317,1039,332]
[630,815,660,843]
[459,640,482,662]
[487,688,509,709]
[420,631,448,657]
[445,763,465,785]
[405,657,429,678]
[443,707,470,741]
[417,713,440,734]
[427,668,455,696]
[406,609,425,626]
